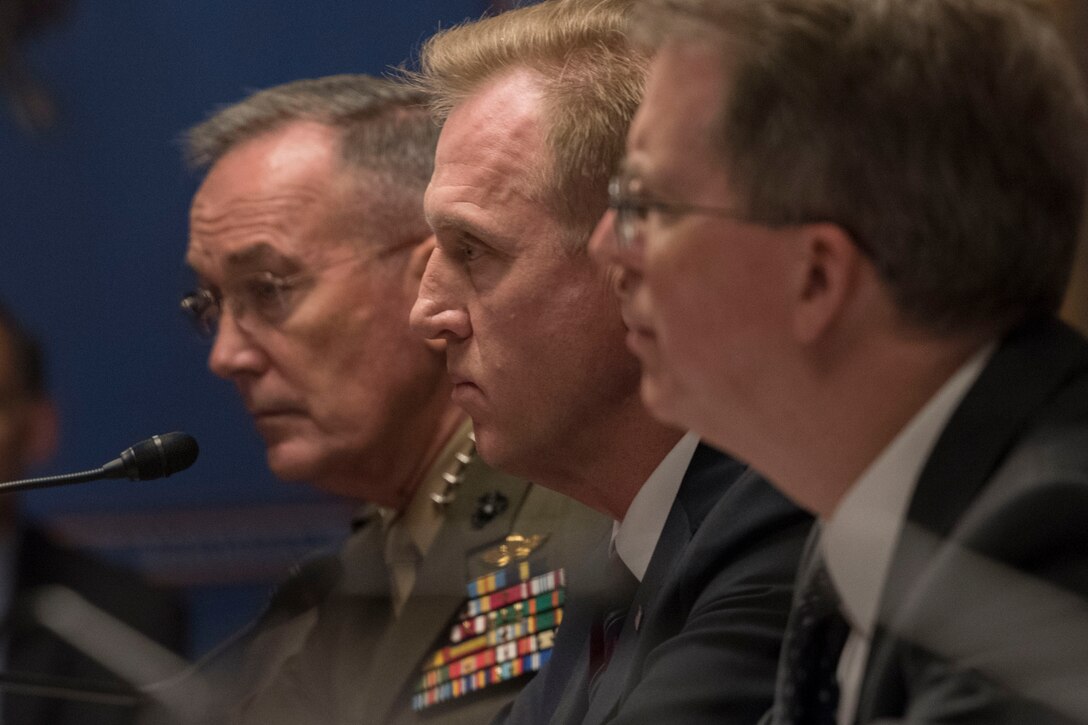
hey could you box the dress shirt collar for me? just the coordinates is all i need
[612,432,700,582]
[823,343,994,636]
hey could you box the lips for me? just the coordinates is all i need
[447,368,485,408]
[246,400,307,422]
[252,408,302,419]
[451,377,482,394]
[448,371,474,387]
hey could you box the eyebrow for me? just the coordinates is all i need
[428,210,500,247]
[224,242,295,268]
[185,242,303,280]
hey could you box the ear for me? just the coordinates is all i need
[790,223,864,345]
[22,397,58,469]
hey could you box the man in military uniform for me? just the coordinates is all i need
[181,74,607,724]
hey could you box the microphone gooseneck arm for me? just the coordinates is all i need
[0,467,115,494]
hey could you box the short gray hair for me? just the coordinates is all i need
[635,0,1088,333]
[185,74,440,247]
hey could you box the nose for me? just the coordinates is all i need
[589,209,642,299]
[208,311,268,381]
[410,247,472,343]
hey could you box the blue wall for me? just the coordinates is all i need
[1,0,490,653]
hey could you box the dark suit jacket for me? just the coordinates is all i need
[229,447,611,725]
[849,317,1088,723]
[5,526,187,725]
[500,444,812,725]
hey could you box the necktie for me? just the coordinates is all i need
[588,604,627,699]
[587,555,637,698]
[775,551,851,725]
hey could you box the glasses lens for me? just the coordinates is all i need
[608,175,643,252]
[238,273,293,326]
[180,290,218,338]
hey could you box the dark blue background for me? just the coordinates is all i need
[1,0,490,654]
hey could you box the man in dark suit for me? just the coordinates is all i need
[409,1,811,723]
[181,74,609,723]
[0,301,187,724]
[595,0,1088,721]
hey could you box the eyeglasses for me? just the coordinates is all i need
[180,255,359,338]
[608,174,745,252]
[608,174,874,259]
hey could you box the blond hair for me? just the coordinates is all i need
[410,0,647,246]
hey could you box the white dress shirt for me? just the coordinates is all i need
[823,344,993,723]
[612,432,700,582]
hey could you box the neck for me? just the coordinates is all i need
[744,328,992,519]
[385,402,467,514]
[530,399,685,521]
[321,375,468,511]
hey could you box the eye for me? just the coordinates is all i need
[241,272,293,318]
[459,243,483,262]
[248,273,287,299]
[445,232,487,264]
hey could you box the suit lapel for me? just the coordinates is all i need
[579,511,687,725]
[858,317,1088,721]
[881,318,1088,607]
[908,317,1088,537]
[581,444,742,725]
[545,530,628,725]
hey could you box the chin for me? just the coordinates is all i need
[470,424,537,480]
[265,443,321,484]
[640,373,677,421]
[644,372,708,439]
[469,424,505,468]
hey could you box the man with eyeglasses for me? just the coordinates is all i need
[592,0,1088,722]
[181,74,608,724]
[408,1,811,723]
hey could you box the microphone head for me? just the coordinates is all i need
[114,432,199,481]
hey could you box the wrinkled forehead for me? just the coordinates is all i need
[186,209,333,282]
[187,189,366,281]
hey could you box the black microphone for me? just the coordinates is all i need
[0,432,199,494]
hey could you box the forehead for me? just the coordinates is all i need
[627,41,728,190]
[187,121,351,270]
[426,69,552,230]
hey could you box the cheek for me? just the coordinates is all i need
[643,244,710,343]
[643,247,751,392]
